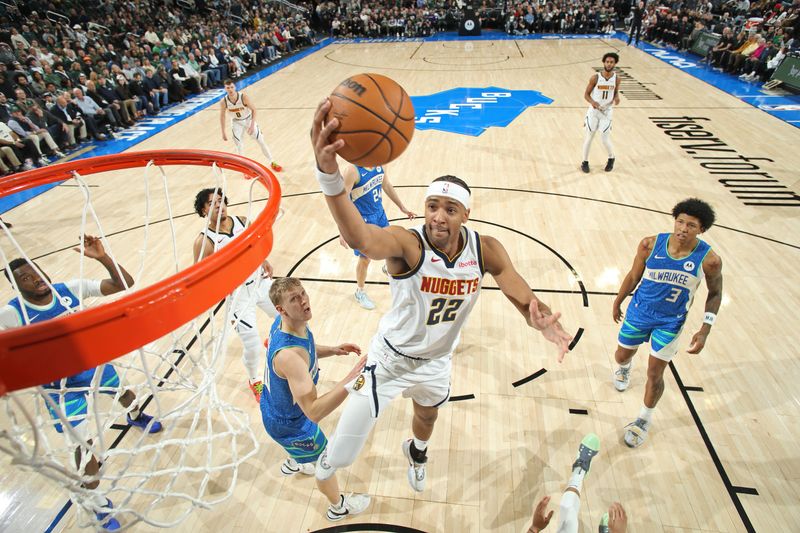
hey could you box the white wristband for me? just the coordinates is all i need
[315,167,345,196]
[703,312,716,326]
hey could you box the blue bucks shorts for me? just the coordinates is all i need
[43,364,121,433]
[617,303,686,362]
[354,211,389,258]
[261,413,327,464]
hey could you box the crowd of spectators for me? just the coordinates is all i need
[0,0,320,175]
[0,0,797,175]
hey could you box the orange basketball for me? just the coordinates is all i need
[327,73,415,167]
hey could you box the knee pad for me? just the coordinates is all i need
[315,450,338,481]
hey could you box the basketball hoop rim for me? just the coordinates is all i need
[0,150,281,396]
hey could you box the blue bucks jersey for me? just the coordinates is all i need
[7,282,80,325]
[350,166,385,218]
[7,283,95,388]
[262,316,318,421]
[630,233,711,319]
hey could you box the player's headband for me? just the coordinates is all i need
[425,181,471,210]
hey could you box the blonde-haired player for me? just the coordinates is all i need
[581,53,620,174]
[220,79,282,172]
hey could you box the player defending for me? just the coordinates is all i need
[527,434,628,533]
[611,198,723,448]
[220,79,282,172]
[311,99,573,495]
[193,187,278,402]
[1,236,163,531]
[581,53,620,174]
[340,163,415,310]
[261,277,370,521]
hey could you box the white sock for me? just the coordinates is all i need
[128,404,141,419]
[639,405,654,423]
[413,437,428,452]
[89,492,108,509]
[619,360,632,369]
[332,494,345,509]
[568,467,586,492]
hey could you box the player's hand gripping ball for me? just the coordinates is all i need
[326,73,415,167]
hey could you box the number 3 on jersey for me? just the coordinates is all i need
[427,298,464,325]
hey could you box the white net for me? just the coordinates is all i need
[0,155,277,530]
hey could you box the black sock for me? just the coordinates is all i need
[410,442,428,463]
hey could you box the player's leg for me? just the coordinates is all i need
[230,284,264,401]
[600,115,615,171]
[613,305,652,392]
[95,365,162,433]
[353,253,375,310]
[582,110,598,172]
[554,433,600,533]
[623,323,681,448]
[401,358,451,492]
[255,276,278,318]
[231,119,245,155]
[249,120,281,171]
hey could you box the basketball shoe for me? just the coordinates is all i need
[572,433,600,476]
[249,379,264,402]
[280,457,315,476]
[326,493,371,522]
[581,161,590,173]
[270,161,282,172]
[604,158,615,172]
[599,512,610,533]
[402,439,427,492]
[95,498,121,531]
[354,289,375,310]
[623,417,650,448]
[127,412,163,433]
[613,362,632,391]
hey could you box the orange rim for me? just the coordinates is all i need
[0,150,281,396]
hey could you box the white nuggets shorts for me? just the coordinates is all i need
[585,106,613,133]
[347,337,453,418]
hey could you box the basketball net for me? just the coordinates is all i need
[0,155,277,530]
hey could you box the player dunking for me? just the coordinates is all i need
[311,99,573,495]
[611,198,723,448]
[220,79,282,172]
[581,53,620,174]
[193,187,277,402]
[260,278,370,521]
[1,237,162,531]
[340,163,415,310]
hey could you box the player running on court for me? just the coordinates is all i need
[220,79,282,172]
[611,198,723,448]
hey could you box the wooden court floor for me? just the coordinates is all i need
[1,37,798,532]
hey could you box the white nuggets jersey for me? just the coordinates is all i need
[225,92,252,121]
[591,72,616,108]
[375,224,485,360]
[202,215,260,283]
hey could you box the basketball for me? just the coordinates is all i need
[326,73,415,167]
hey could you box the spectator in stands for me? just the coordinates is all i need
[51,93,92,145]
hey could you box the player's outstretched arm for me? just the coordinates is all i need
[527,496,554,533]
[276,347,367,423]
[73,235,134,295]
[311,98,417,261]
[687,252,723,354]
[316,342,361,359]
[612,236,654,323]
[481,235,573,361]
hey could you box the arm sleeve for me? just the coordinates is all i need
[64,279,104,298]
[0,305,22,330]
